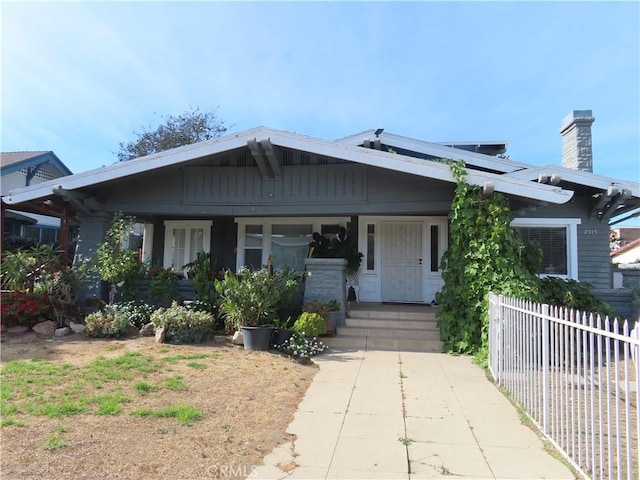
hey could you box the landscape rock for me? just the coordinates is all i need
[126,324,140,337]
[154,326,166,343]
[140,323,155,336]
[32,321,56,335]
[231,330,244,345]
[6,325,30,334]
[55,327,71,337]
[69,321,86,334]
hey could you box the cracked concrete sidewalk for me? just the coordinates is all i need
[254,349,575,480]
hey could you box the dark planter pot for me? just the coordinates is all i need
[271,329,294,348]
[241,326,274,351]
[323,311,338,336]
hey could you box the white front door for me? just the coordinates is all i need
[381,222,423,302]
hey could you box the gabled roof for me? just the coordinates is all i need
[2,126,575,208]
[0,151,73,176]
[336,129,528,173]
[504,164,639,197]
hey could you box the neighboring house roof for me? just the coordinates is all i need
[0,151,73,189]
[1,151,50,167]
[4,210,37,224]
[611,238,640,264]
[2,126,639,221]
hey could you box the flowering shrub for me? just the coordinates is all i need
[151,301,215,344]
[85,306,131,337]
[275,333,327,362]
[110,301,155,329]
[0,291,51,327]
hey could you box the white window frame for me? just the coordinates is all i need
[163,220,212,272]
[235,217,351,271]
[511,217,581,280]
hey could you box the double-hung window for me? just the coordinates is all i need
[511,218,580,279]
[163,220,212,273]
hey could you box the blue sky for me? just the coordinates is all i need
[1,1,639,223]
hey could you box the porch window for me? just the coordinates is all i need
[245,225,263,270]
[271,224,313,271]
[236,217,351,272]
[511,218,580,279]
[163,220,212,273]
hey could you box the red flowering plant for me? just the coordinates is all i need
[0,291,52,327]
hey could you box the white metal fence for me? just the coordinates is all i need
[488,292,639,480]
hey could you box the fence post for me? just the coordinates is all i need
[497,294,504,385]
[541,302,550,434]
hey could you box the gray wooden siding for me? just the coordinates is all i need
[576,216,611,288]
[99,164,454,217]
[182,165,367,204]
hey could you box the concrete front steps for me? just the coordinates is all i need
[322,302,443,352]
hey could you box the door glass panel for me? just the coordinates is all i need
[430,225,439,272]
[366,224,375,271]
[171,228,186,270]
[189,228,205,265]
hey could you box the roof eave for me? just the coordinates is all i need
[3,126,574,206]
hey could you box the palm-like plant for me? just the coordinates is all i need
[214,267,298,330]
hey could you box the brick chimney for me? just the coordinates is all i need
[559,110,595,172]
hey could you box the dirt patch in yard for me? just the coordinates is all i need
[0,332,317,480]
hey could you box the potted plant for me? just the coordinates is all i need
[214,266,298,351]
[308,227,362,275]
[271,316,295,348]
[303,299,340,335]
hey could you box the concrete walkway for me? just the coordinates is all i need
[255,349,576,480]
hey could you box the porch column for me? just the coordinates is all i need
[141,223,154,264]
[74,214,111,300]
[59,209,70,265]
[0,200,5,259]
[304,258,348,326]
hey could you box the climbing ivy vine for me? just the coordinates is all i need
[435,161,539,358]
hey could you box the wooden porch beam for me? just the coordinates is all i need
[247,138,271,179]
[600,189,633,221]
[261,137,282,180]
[590,185,618,219]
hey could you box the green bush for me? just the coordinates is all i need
[110,301,155,329]
[148,268,179,306]
[293,312,326,338]
[539,277,615,317]
[85,306,130,338]
[150,301,215,344]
